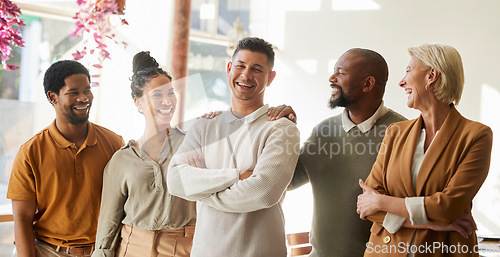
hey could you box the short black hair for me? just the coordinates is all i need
[43,60,91,99]
[232,37,275,69]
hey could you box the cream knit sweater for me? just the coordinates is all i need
[168,104,300,257]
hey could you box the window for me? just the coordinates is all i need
[186,0,251,119]
[191,0,249,37]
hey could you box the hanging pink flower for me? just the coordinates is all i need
[70,0,128,83]
[0,0,25,71]
[72,49,87,60]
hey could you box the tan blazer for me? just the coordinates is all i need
[364,107,493,257]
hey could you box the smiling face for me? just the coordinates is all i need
[135,74,176,128]
[328,52,366,109]
[49,73,93,125]
[399,56,432,110]
[227,49,276,106]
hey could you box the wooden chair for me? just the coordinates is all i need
[286,232,312,256]
[0,214,14,222]
[0,214,16,257]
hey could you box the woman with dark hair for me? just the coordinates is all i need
[92,51,196,257]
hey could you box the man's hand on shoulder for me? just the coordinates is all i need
[267,105,296,123]
[197,111,223,120]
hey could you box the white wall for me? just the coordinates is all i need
[246,0,500,236]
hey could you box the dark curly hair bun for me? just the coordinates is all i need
[132,51,159,74]
[130,51,172,98]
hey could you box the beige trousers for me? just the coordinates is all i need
[116,224,194,257]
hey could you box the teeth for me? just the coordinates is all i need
[405,88,412,95]
[158,107,173,114]
[237,82,254,88]
[74,105,88,110]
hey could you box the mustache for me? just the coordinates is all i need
[330,83,343,92]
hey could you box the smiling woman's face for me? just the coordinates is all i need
[399,56,432,110]
[136,74,177,127]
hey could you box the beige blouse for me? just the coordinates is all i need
[92,128,196,257]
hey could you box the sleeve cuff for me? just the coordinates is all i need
[382,212,406,234]
[405,196,428,225]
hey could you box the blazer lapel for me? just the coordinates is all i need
[416,107,461,196]
[399,117,423,197]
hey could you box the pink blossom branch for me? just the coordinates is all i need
[70,0,128,85]
[0,0,25,70]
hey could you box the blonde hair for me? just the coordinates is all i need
[408,44,464,105]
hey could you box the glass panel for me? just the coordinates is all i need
[0,13,80,249]
[185,40,231,120]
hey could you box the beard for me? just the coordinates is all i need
[65,103,91,125]
[68,113,89,125]
[328,84,351,109]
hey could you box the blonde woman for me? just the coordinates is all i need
[357,44,492,257]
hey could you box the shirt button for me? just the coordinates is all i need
[383,235,391,244]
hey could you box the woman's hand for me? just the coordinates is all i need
[188,155,206,168]
[267,105,297,123]
[428,213,477,239]
[357,179,381,220]
[239,170,253,180]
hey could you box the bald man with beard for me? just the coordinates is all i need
[288,48,406,257]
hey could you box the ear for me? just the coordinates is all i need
[266,71,277,87]
[47,91,58,105]
[427,68,440,85]
[134,97,143,110]
[362,76,376,93]
[226,61,233,77]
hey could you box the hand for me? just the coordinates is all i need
[357,179,381,220]
[428,213,477,239]
[267,105,297,123]
[188,155,206,168]
[239,170,253,180]
[197,111,223,119]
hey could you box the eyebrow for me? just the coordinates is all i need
[237,60,265,69]
[151,87,174,93]
[66,88,83,92]
[68,85,91,90]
